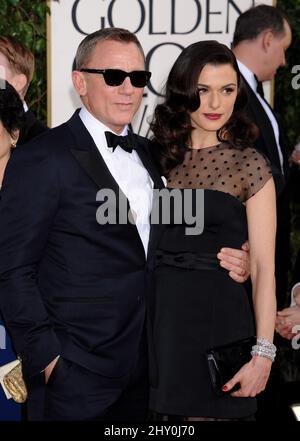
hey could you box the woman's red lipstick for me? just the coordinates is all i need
[204,113,222,120]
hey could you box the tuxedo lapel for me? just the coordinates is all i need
[243,80,283,171]
[67,111,166,262]
[67,111,165,261]
[70,147,121,195]
[67,112,164,192]
[67,111,126,198]
[67,112,145,250]
[259,97,290,177]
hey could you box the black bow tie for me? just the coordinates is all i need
[254,74,265,99]
[105,131,133,153]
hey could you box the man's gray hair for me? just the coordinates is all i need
[75,27,145,70]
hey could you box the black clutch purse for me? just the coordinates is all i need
[206,336,256,396]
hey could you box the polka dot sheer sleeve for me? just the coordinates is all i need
[167,143,273,203]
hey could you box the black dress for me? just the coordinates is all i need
[149,142,273,419]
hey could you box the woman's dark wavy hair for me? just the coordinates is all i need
[150,40,257,177]
[0,80,24,139]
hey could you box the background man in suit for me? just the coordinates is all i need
[0,28,250,421]
[232,5,292,420]
[232,5,292,311]
[0,36,47,144]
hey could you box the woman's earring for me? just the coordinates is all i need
[11,140,17,148]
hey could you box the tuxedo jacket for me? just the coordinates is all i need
[0,110,164,380]
[18,109,48,145]
[241,76,291,309]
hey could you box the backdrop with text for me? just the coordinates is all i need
[48,0,274,136]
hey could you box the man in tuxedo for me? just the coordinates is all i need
[232,5,292,310]
[0,28,250,421]
[0,36,47,144]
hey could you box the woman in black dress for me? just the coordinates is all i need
[149,41,276,420]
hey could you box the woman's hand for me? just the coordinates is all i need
[222,356,272,397]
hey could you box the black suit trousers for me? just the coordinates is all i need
[27,335,149,421]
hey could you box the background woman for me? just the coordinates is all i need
[0,80,24,420]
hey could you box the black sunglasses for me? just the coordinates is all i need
[80,68,151,88]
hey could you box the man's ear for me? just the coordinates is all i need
[261,30,274,53]
[72,70,87,96]
[10,73,27,100]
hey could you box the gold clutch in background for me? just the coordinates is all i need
[0,360,27,403]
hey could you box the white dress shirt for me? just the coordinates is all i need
[237,60,284,174]
[79,107,153,257]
